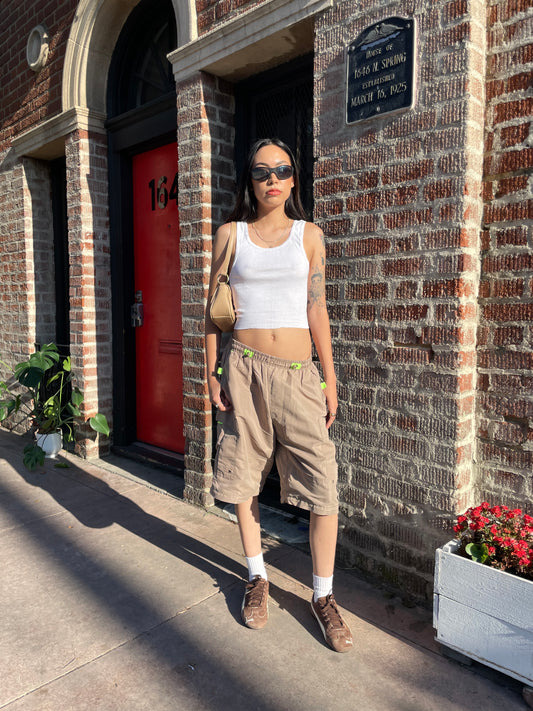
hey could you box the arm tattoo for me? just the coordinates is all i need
[319,232,325,266]
[308,267,325,309]
[307,231,327,309]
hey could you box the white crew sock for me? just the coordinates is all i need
[313,574,333,602]
[246,553,267,581]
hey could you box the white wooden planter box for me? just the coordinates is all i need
[434,540,533,686]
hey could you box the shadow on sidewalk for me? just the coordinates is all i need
[5,438,319,630]
[1,430,528,711]
[0,433,325,708]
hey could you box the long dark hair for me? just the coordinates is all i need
[226,138,308,223]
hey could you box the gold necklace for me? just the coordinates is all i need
[252,220,291,247]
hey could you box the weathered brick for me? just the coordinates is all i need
[345,238,391,257]
[483,303,533,322]
[478,349,533,371]
[500,121,530,148]
[346,283,388,300]
[495,226,528,247]
[422,278,475,298]
[493,326,524,346]
[382,160,433,184]
[381,305,429,322]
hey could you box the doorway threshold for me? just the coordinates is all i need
[112,442,184,477]
[112,443,309,550]
[211,500,310,551]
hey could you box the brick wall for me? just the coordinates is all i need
[176,71,235,505]
[0,1,77,153]
[196,0,261,35]
[0,154,58,371]
[0,151,33,365]
[0,153,55,431]
[0,156,57,432]
[314,0,487,598]
[0,0,76,366]
[65,129,112,457]
[478,1,533,512]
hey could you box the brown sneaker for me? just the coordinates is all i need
[311,593,353,652]
[241,576,269,629]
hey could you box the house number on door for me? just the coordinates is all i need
[148,172,178,210]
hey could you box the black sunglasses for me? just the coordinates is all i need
[250,164,294,182]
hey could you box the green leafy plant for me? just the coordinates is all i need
[0,343,110,469]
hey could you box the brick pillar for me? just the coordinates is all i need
[314,1,486,597]
[65,129,112,457]
[176,71,235,507]
[0,152,35,363]
[478,0,533,512]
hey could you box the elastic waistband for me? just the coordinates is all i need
[230,338,313,370]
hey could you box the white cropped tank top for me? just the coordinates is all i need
[230,220,310,330]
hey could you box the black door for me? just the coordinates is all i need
[235,54,314,218]
[234,55,314,517]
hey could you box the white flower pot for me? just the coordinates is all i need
[434,539,533,685]
[36,431,62,458]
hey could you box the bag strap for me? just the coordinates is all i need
[218,222,236,281]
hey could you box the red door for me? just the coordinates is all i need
[132,143,184,452]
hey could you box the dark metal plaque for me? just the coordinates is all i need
[346,17,416,125]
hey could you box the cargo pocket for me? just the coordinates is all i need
[213,422,239,481]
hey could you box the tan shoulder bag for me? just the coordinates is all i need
[209,222,236,332]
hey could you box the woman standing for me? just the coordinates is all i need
[205,138,352,652]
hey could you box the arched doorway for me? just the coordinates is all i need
[61,0,196,115]
[107,0,185,459]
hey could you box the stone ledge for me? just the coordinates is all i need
[11,107,106,160]
[168,0,332,82]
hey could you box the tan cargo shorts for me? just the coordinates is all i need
[211,339,338,515]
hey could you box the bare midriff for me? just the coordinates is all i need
[234,328,312,360]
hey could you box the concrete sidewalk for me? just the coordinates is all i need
[0,429,528,711]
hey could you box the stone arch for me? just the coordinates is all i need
[62,0,197,114]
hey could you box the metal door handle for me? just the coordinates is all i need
[131,290,144,327]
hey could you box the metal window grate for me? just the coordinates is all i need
[236,56,314,218]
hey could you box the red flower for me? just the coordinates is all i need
[453,502,533,581]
